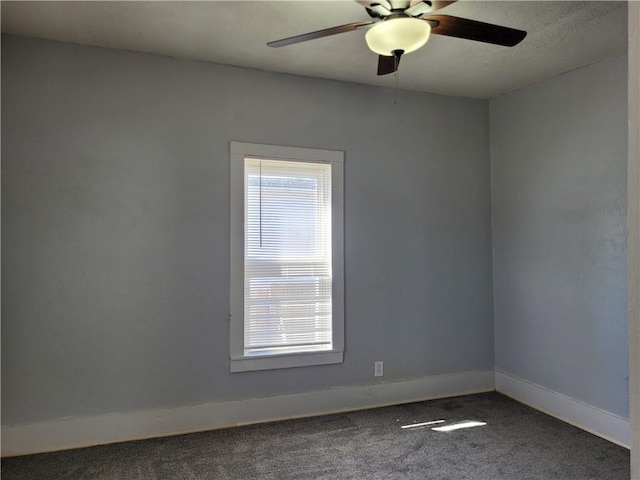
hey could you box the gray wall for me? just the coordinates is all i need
[1,35,494,426]
[491,55,629,418]
[628,1,640,472]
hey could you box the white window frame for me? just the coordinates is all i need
[230,141,344,372]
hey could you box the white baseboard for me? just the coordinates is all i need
[495,369,630,448]
[1,370,494,457]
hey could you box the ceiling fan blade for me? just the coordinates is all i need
[406,0,457,16]
[267,21,374,48]
[377,54,400,75]
[427,15,527,46]
[429,1,458,12]
[368,4,393,17]
[356,0,393,11]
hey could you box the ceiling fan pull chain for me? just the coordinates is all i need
[394,69,398,105]
[393,50,402,104]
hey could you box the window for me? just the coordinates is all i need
[230,142,344,372]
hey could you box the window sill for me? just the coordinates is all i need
[230,349,343,373]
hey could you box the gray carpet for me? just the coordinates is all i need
[1,392,630,479]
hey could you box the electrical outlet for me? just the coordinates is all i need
[374,361,384,377]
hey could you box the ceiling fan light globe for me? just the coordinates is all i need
[365,17,431,56]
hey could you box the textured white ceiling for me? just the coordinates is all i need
[0,0,629,98]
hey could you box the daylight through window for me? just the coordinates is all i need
[244,158,332,356]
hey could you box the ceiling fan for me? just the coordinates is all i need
[268,0,527,75]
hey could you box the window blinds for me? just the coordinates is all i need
[244,158,333,356]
